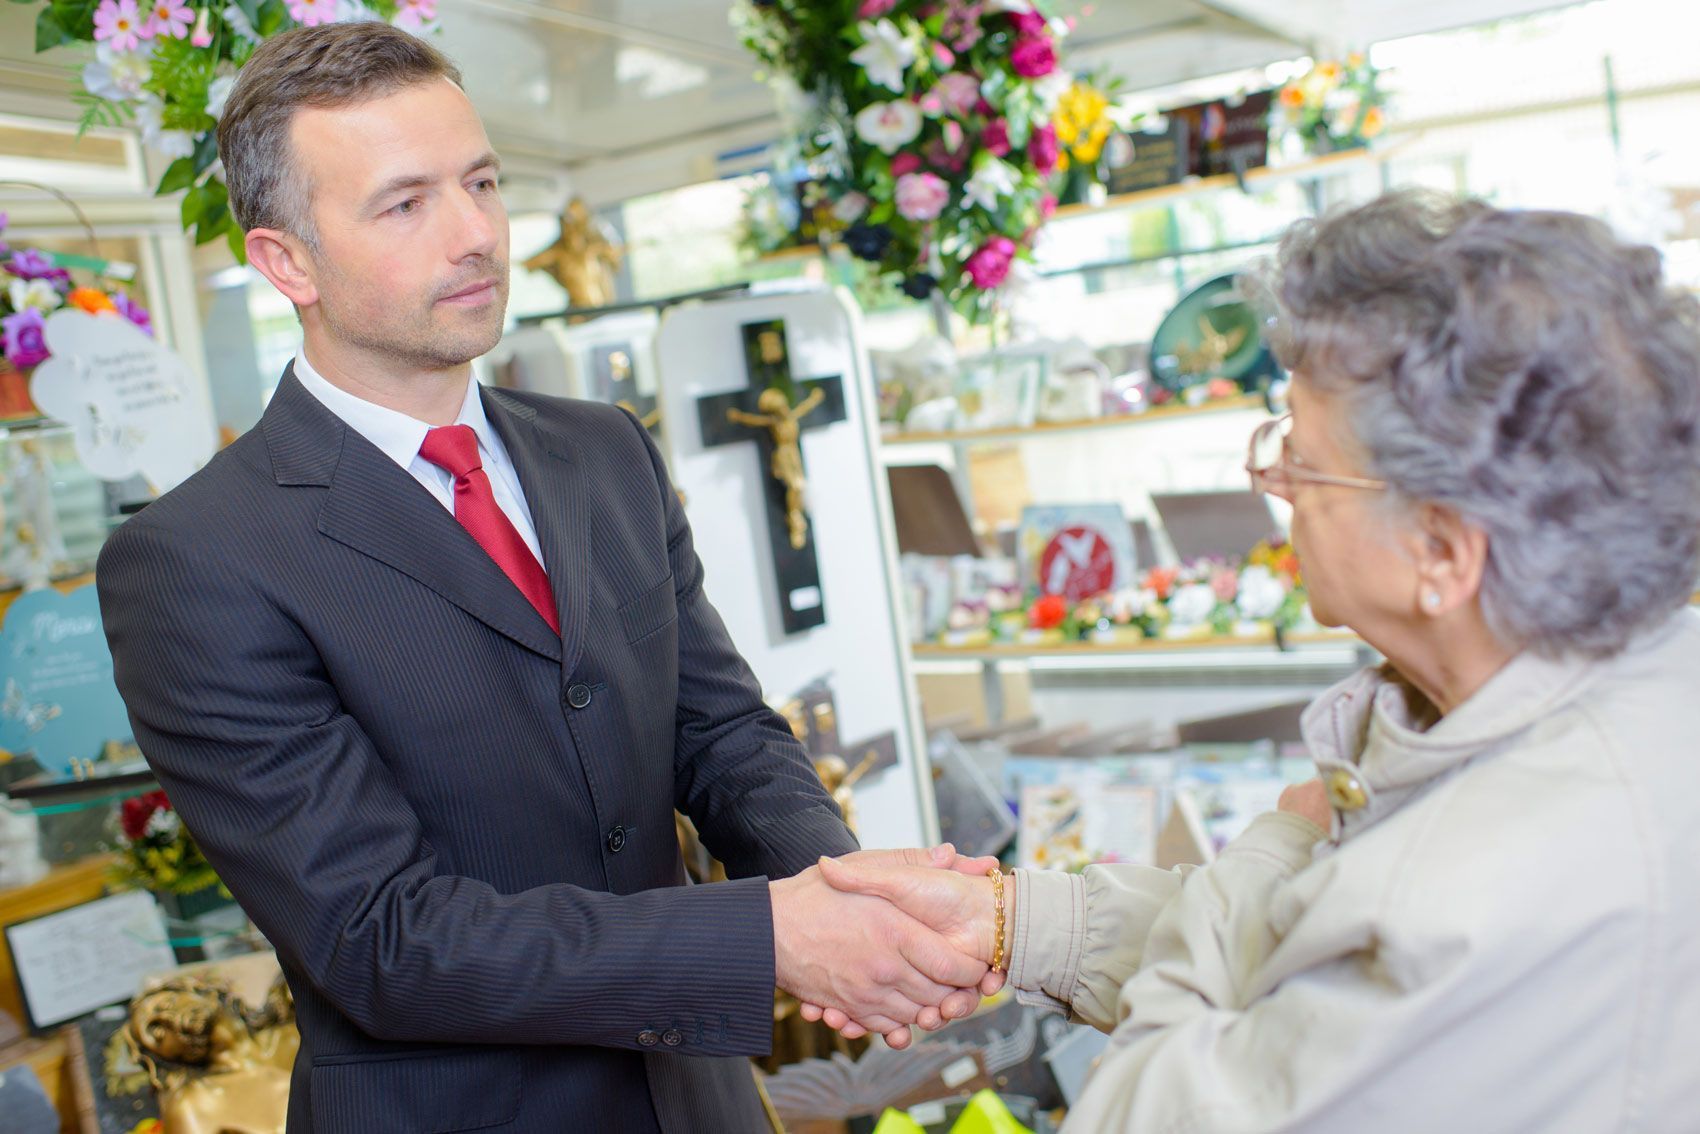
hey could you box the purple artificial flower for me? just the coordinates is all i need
[940,0,985,52]
[1028,121,1060,175]
[113,293,154,338]
[2,307,50,370]
[0,211,9,259]
[982,118,1012,157]
[5,248,71,287]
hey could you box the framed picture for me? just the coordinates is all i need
[5,890,175,1032]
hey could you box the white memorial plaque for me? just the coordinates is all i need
[29,309,216,493]
[5,889,176,1029]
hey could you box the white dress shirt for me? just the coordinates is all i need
[292,351,547,567]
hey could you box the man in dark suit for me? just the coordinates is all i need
[97,23,987,1133]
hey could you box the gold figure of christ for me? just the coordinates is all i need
[726,386,826,550]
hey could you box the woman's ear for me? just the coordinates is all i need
[1406,502,1490,616]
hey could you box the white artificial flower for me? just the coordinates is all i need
[831,191,870,224]
[222,3,259,42]
[144,808,181,838]
[984,0,1034,11]
[1235,565,1287,620]
[1031,69,1073,113]
[849,19,917,93]
[135,98,196,160]
[83,43,152,101]
[205,74,237,119]
[335,0,383,21]
[1168,582,1217,627]
[853,99,922,155]
[962,154,1017,212]
[7,278,62,315]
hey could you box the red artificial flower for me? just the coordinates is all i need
[1010,34,1058,79]
[964,236,1017,289]
[890,151,924,177]
[982,118,1012,157]
[1144,566,1180,601]
[1029,593,1068,629]
[121,790,172,841]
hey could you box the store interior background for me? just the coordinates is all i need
[4,0,1698,803]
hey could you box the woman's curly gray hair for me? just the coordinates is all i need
[1248,190,1700,658]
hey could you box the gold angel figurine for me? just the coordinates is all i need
[521,197,623,309]
[727,387,825,550]
[1175,313,1247,378]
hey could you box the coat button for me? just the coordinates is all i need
[661,1028,684,1047]
[606,825,627,853]
[567,684,593,710]
[1324,768,1369,811]
[637,1030,659,1047]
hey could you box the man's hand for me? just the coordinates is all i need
[796,849,1010,1044]
[771,855,990,1051]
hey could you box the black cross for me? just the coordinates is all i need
[696,319,846,635]
[588,341,661,436]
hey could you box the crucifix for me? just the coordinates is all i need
[696,319,846,635]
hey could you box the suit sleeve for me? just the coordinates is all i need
[98,515,779,1055]
[625,411,860,877]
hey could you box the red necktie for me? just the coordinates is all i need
[418,424,560,634]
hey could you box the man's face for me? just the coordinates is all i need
[290,78,509,370]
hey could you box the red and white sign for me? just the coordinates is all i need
[1039,525,1117,600]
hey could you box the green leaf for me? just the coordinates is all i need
[181,183,210,229]
[226,221,247,265]
[255,0,288,36]
[191,128,220,175]
[156,157,197,196]
[48,0,101,39]
[35,7,71,51]
[195,204,231,245]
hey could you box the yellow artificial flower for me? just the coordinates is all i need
[1346,51,1366,70]
[1361,105,1386,138]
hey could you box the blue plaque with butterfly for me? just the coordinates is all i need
[0,585,132,775]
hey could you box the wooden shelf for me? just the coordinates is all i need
[881,393,1265,448]
[912,629,1363,662]
[1051,147,1388,222]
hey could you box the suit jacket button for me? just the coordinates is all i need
[661,1029,684,1047]
[567,684,593,710]
[606,825,627,853]
[637,1029,659,1047]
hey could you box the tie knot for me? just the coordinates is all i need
[419,424,482,479]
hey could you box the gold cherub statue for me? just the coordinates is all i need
[1174,313,1247,378]
[522,197,623,309]
[727,387,825,550]
[119,968,298,1134]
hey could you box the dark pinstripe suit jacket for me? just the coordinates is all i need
[96,368,859,1133]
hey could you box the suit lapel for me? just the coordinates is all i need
[264,368,563,663]
[481,386,589,679]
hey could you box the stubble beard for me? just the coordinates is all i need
[318,256,510,372]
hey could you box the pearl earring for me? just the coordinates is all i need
[1423,591,1442,611]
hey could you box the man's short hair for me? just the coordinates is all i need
[217,22,462,245]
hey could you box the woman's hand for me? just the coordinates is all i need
[1278,779,1333,830]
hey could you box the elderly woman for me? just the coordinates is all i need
[818,191,1700,1130]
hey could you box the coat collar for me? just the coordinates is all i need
[261,366,586,670]
[1300,615,1687,839]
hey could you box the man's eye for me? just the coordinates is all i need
[392,198,421,216]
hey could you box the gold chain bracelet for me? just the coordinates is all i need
[989,866,1007,973]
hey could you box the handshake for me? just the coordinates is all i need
[769,845,1012,1050]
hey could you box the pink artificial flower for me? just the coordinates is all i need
[940,0,985,52]
[942,119,965,153]
[964,236,1016,290]
[146,0,192,39]
[1010,34,1058,78]
[189,5,212,45]
[1008,10,1047,35]
[857,0,897,16]
[93,0,150,52]
[287,0,334,26]
[895,171,951,222]
[982,118,1011,157]
[1027,121,1059,174]
[890,152,924,178]
[1038,193,1057,219]
[935,72,981,118]
[922,137,967,174]
[1211,567,1240,603]
[393,0,436,29]
[932,43,956,70]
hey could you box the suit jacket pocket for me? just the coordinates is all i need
[310,1049,521,1133]
[619,573,677,645]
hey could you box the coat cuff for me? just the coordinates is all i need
[1008,868,1084,1015]
[1221,811,1326,872]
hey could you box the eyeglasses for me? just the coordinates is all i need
[1246,414,1388,496]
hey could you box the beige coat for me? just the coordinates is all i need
[1009,608,1700,1132]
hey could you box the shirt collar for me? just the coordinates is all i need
[292,349,496,470]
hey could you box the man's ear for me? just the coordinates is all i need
[245,228,319,309]
[1404,502,1490,617]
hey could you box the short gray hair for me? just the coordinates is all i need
[1249,190,1700,658]
[218,22,462,245]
